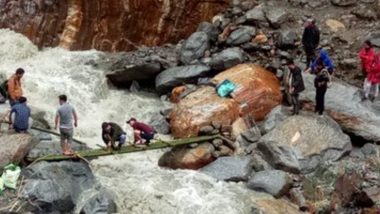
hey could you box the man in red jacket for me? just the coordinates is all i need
[127,118,155,145]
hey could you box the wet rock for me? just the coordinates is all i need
[26,140,89,162]
[231,117,249,140]
[170,86,240,138]
[0,133,39,170]
[21,161,96,213]
[276,30,298,49]
[241,126,262,143]
[360,143,378,156]
[199,125,216,135]
[158,142,215,170]
[260,106,290,134]
[107,63,161,87]
[148,112,170,134]
[331,0,357,7]
[245,4,267,25]
[264,8,289,29]
[200,156,253,182]
[251,150,273,172]
[197,22,220,43]
[226,26,256,45]
[260,114,352,172]
[209,47,245,71]
[257,141,301,174]
[155,65,210,94]
[180,32,210,64]
[79,191,117,214]
[247,170,293,198]
[301,73,380,141]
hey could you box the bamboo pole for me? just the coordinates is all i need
[31,135,221,162]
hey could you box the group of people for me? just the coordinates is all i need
[287,18,379,117]
[0,70,155,155]
[286,18,333,116]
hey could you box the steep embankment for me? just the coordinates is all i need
[0,0,229,51]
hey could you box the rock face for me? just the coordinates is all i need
[0,134,39,170]
[0,0,230,51]
[200,156,253,182]
[260,114,352,172]
[301,74,380,142]
[247,170,293,198]
[158,142,215,170]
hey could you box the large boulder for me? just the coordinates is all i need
[367,31,380,48]
[257,141,301,174]
[158,142,215,170]
[260,114,352,172]
[180,32,210,64]
[104,46,179,87]
[200,156,253,182]
[155,65,210,94]
[0,134,39,170]
[197,22,220,42]
[276,30,298,49]
[170,64,282,138]
[247,170,293,198]
[264,8,289,29]
[300,74,380,142]
[170,86,240,138]
[209,47,245,71]
[212,64,282,121]
[226,26,256,45]
[245,4,267,25]
[21,161,97,213]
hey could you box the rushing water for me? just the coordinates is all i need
[0,29,276,214]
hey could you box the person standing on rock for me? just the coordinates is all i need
[287,60,305,115]
[127,118,155,145]
[9,96,31,133]
[359,40,379,101]
[302,19,320,67]
[55,95,78,156]
[311,48,334,74]
[314,69,330,116]
[101,122,126,151]
[7,68,25,106]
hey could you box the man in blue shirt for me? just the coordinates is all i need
[310,48,334,74]
[9,96,31,133]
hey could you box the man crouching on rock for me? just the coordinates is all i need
[101,122,126,151]
[127,118,155,145]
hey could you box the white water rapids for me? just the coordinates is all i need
[0,29,284,214]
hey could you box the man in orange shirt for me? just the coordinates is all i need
[7,68,24,106]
